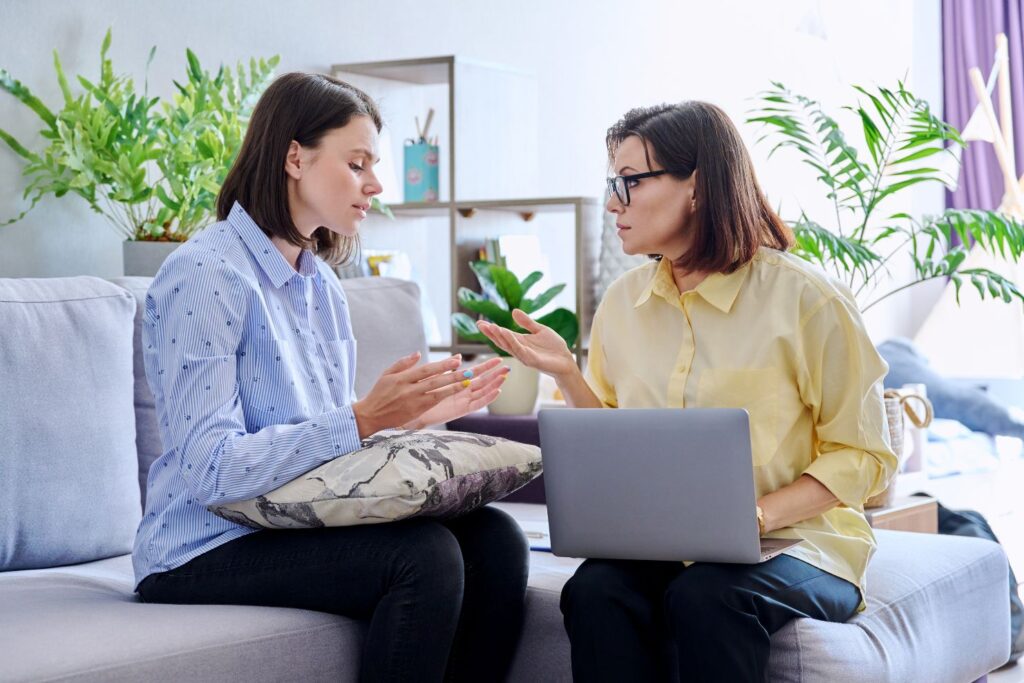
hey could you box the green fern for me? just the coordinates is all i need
[0,29,279,240]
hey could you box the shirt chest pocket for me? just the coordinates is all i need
[696,367,782,466]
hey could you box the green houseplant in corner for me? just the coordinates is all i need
[452,260,579,414]
[0,29,279,274]
[746,80,1024,311]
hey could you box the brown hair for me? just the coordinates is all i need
[217,72,382,266]
[606,101,793,273]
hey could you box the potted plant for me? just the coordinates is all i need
[0,29,279,275]
[452,261,579,414]
[746,80,1024,310]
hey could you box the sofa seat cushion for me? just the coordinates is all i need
[0,524,1009,682]
[768,529,1010,682]
[0,555,365,683]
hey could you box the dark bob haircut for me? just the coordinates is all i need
[217,72,382,266]
[606,101,793,274]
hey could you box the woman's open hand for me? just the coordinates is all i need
[353,352,473,437]
[477,309,576,378]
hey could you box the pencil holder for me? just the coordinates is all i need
[404,140,440,202]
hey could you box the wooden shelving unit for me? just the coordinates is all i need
[331,56,600,366]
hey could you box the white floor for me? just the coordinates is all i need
[993,662,1023,683]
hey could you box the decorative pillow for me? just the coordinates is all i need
[209,429,542,529]
[0,277,140,570]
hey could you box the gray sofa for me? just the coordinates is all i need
[0,274,1013,682]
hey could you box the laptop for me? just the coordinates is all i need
[537,408,802,564]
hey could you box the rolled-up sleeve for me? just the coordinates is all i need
[144,257,362,507]
[798,295,899,512]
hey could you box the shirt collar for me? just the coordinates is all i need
[228,201,320,289]
[634,256,751,313]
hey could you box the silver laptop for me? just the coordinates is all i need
[537,408,802,564]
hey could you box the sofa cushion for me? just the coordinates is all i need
[0,277,141,571]
[108,277,163,508]
[0,555,364,683]
[210,430,542,528]
[767,529,1011,682]
[0,522,1009,682]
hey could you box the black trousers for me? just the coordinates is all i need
[138,506,529,683]
[560,554,861,683]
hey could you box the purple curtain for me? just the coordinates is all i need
[943,0,1024,211]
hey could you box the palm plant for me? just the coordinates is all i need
[451,261,579,356]
[747,81,1024,311]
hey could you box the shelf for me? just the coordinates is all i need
[331,57,454,85]
[373,198,599,220]
[454,197,598,216]
[333,55,598,367]
[375,202,452,218]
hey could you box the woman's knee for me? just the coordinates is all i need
[390,520,465,595]
[456,506,529,567]
[663,569,749,632]
[560,560,635,615]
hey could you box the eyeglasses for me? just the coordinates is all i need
[606,170,669,206]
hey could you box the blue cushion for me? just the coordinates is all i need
[0,277,141,570]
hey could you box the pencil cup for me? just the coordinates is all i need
[404,140,440,202]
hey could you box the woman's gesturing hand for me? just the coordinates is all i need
[352,352,475,438]
[404,357,510,429]
[477,309,576,378]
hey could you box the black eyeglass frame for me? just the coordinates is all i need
[606,170,670,206]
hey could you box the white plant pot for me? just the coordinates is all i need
[487,356,540,415]
[123,240,183,277]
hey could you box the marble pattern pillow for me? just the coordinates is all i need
[210,429,542,529]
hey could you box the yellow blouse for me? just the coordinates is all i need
[585,248,899,608]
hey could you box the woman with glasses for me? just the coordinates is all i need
[477,101,897,682]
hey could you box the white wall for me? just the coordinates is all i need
[0,0,942,339]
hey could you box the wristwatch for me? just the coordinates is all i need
[756,505,766,536]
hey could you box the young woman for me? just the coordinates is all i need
[132,72,527,683]
[477,102,898,682]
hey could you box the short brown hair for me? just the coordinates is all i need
[217,72,382,266]
[606,102,793,273]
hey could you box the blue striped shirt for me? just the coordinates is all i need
[132,202,363,587]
